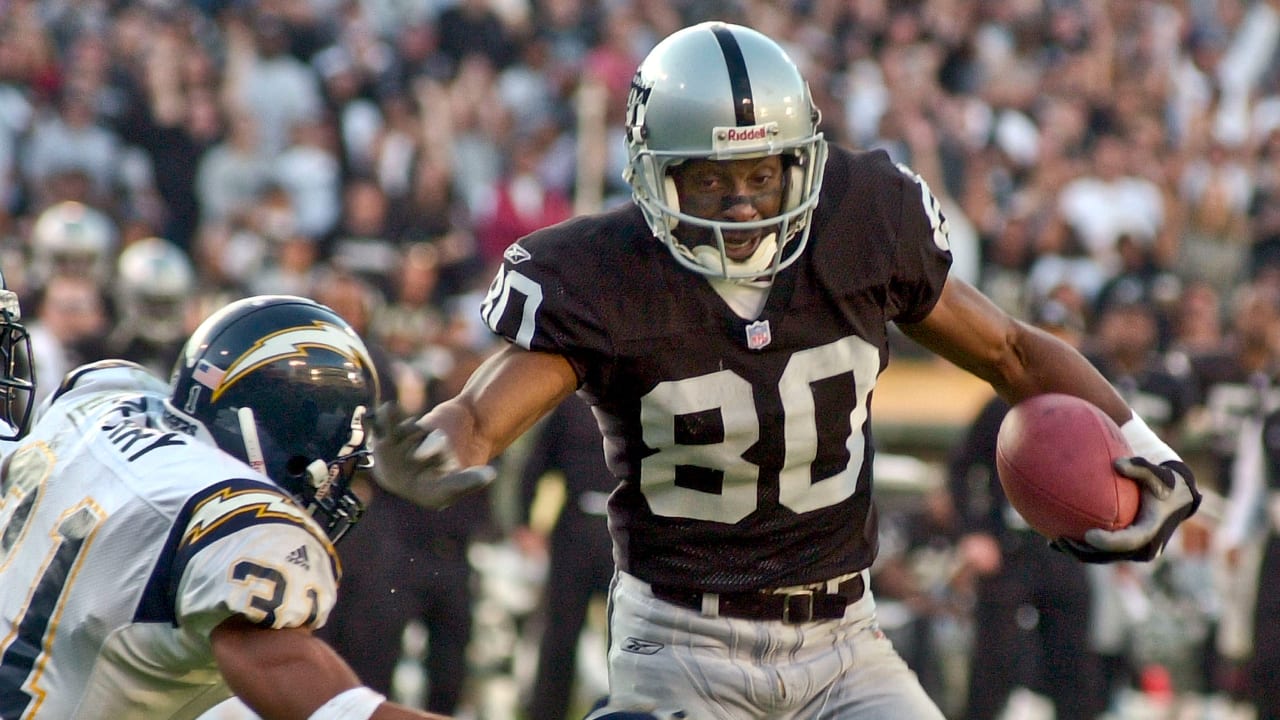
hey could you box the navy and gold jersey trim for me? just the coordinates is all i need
[133,478,338,625]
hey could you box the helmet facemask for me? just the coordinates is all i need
[624,22,829,283]
[0,283,34,440]
[233,404,371,543]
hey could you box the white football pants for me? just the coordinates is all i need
[603,571,946,720]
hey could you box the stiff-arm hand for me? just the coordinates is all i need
[369,403,496,509]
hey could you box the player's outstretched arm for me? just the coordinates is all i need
[900,277,1201,562]
[371,343,579,509]
[211,617,450,720]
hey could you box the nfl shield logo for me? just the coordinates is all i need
[745,320,772,350]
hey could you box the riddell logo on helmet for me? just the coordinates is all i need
[712,122,778,152]
[726,127,768,141]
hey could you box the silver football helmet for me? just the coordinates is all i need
[28,201,118,285]
[624,22,828,281]
[115,237,195,344]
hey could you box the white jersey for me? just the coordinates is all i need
[0,362,342,719]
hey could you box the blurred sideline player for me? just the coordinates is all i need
[515,393,617,720]
[0,295,450,719]
[370,22,1201,719]
[105,236,197,378]
[1221,322,1280,720]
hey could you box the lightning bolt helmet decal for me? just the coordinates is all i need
[213,320,375,401]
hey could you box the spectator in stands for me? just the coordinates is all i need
[111,9,223,251]
[21,86,122,209]
[240,183,318,298]
[329,176,400,281]
[1093,233,1185,351]
[194,108,272,229]
[1165,280,1224,373]
[273,117,343,241]
[1085,300,1194,433]
[434,0,520,76]
[1026,216,1108,313]
[474,124,574,276]
[1057,132,1166,278]
[220,10,324,160]
[22,272,108,407]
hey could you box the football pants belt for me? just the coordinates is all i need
[650,573,865,624]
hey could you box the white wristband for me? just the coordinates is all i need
[308,686,385,720]
[1119,413,1180,466]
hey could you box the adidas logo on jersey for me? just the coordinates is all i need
[286,545,310,570]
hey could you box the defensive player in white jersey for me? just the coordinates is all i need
[370,22,1202,719]
[0,295,449,720]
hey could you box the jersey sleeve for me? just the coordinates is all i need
[479,230,615,378]
[884,161,953,324]
[167,480,341,638]
[34,360,169,424]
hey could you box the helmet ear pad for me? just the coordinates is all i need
[662,173,680,228]
[784,159,804,213]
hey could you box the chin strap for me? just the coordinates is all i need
[237,407,266,475]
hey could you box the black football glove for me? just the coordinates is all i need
[1051,458,1201,563]
[369,402,496,509]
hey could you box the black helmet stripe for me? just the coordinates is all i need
[711,24,755,126]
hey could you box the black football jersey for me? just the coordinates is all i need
[481,147,952,591]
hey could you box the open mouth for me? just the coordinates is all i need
[723,233,763,260]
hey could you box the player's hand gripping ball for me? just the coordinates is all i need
[996,393,1140,542]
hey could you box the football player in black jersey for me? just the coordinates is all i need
[1232,408,1280,720]
[371,22,1202,719]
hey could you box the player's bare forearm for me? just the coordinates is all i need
[901,278,1131,425]
[427,344,579,466]
[211,618,449,719]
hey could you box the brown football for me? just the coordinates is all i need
[996,393,1140,541]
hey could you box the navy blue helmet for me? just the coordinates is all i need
[165,295,381,541]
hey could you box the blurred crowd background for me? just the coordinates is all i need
[6,0,1280,719]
